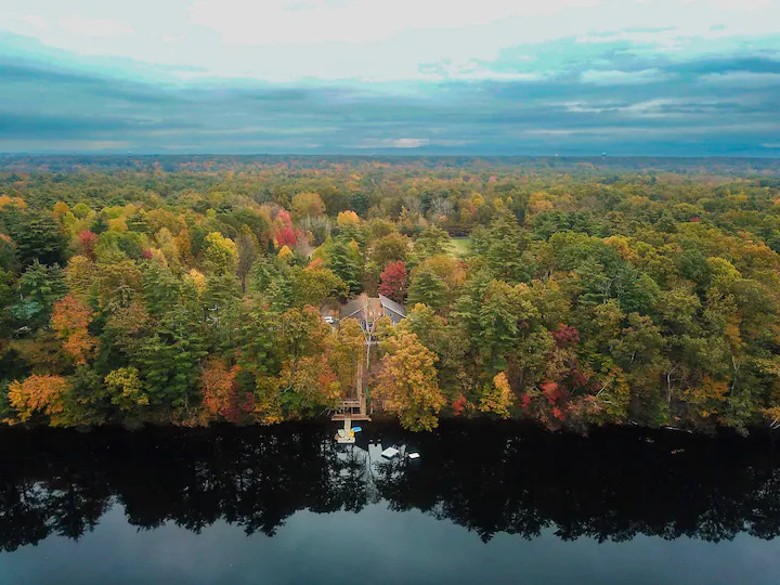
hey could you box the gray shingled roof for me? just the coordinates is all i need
[378,294,406,317]
[339,298,364,320]
[339,295,406,323]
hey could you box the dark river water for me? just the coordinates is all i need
[1,421,779,584]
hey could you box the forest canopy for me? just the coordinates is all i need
[2,155,780,434]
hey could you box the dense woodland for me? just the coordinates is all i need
[2,156,780,433]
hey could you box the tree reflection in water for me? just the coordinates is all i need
[1,421,779,552]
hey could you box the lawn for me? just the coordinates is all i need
[449,236,471,257]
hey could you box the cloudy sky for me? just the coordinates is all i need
[1,0,779,155]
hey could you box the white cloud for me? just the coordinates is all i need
[714,0,773,8]
[420,59,543,82]
[356,138,430,149]
[188,0,601,45]
[2,0,780,82]
[561,99,686,117]
[20,15,50,30]
[353,138,469,149]
[580,68,664,84]
[559,102,612,114]
[59,17,134,38]
[620,98,679,116]
[525,129,578,136]
[700,72,780,85]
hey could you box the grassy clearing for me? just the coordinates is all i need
[449,236,471,257]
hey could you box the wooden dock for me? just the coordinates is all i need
[331,332,371,423]
[331,364,371,422]
[332,413,372,422]
[331,395,371,422]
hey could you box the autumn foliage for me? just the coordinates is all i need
[452,394,468,416]
[378,260,408,303]
[78,230,99,259]
[479,372,513,419]
[200,358,253,423]
[51,294,96,365]
[3,159,780,435]
[375,330,445,431]
[275,226,298,248]
[336,210,360,226]
[274,209,299,247]
[8,375,70,425]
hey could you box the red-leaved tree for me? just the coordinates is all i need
[378,260,408,303]
[78,230,98,260]
[275,225,298,247]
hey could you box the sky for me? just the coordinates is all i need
[1,0,779,156]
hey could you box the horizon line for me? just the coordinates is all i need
[2,152,780,160]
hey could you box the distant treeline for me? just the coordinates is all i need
[2,154,780,176]
[2,158,780,432]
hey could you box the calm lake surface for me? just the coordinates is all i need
[1,421,779,584]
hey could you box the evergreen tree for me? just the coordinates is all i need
[407,269,447,310]
[9,212,67,266]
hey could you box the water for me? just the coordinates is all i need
[1,421,779,584]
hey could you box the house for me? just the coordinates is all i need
[339,293,406,328]
[330,294,406,423]
[377,294,407,325]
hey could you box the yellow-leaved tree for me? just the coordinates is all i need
[336,210,360,227]
[203,231,238,274]
[375,330,445,431]
[479,372,513,419]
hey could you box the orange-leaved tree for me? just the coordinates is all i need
[8,375,70,426]
[51,293,96,365]
[200,358,252,424]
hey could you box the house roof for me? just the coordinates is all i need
[378,294,406,317]
[339,294,406,322]
[340,296,382,321]
[340,298,366,320]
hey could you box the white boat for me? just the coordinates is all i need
[381,446,400,459]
